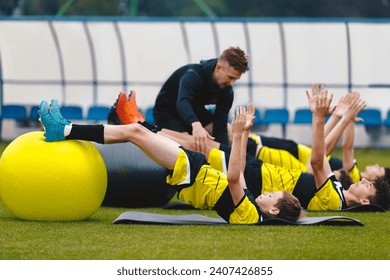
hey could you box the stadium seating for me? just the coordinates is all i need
[260,108,289,138]
[29,106,40,122]
[0,105,27,122]
[60,106,84,121]
[86,106,110,122]
[261,108,289,125]
[144,107,155,124]
[355,108,383,140]
[357,109,382,127]
[253,108,261,125]
[383,110,390,127]
[1,19,390,147]
[293,108,312,124]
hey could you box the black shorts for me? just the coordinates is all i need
[177,146,209,187]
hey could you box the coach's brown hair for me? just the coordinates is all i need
[219,46,249,73]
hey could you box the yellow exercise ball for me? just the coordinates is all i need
[0,131,107,221]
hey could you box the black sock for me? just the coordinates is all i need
[139,121,160,133]
[66,124,105,144]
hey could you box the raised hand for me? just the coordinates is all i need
[306,83,320,113]
[347,94,366,122]
[333,93,350,118]
[244,103,255,131]
[333,91,360,118]
[231,106,247,136]
[349,92,366,122]
[306,83,334,117]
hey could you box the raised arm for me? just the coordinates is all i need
[341,96,366,171]
[307,84,334,189]
[324,93,352,154]
[237,104,256,190]
[323,94,345,138]
[239,104,255,173]
[227,106,248,205]
[324,92,361,156]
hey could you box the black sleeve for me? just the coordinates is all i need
[176,69,204,127]
[212,89,233,144]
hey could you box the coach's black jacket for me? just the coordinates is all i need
[153,58,234,145]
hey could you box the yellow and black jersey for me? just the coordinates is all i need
[208,147,346,211]
[207,147,228,173]
[249,134,311,171]
[307,174,347,211]
[258,146,307,171]
[214,188,266,224]
[168,147,262,224]
[348,160,361,183]
[249,134,344,172]
[209,147,303,196]
[256,161,303,194]
[291,172,318,209]
[254,134,300,158]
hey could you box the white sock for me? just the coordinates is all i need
[64,124,72,137]
[254,134,263,158]
[257,135,263,149]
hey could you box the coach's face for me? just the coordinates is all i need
[213,61,242,89]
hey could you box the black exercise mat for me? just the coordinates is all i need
[341,204,386,212]
[164,201,386,212]
[113,211,364,226]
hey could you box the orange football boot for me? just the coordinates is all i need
[115,91,145,124]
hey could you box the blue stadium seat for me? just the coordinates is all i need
[357,109,382,127]
[0,105,27,121]
[383,110,390,127]
[86,106,110,122]
[293,108,312,124]
[145,107,155,123]
[253,108,261,125]
[60,106,83,120]
[261,108,289,125]
[29,105,40,124]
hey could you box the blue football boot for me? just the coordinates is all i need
[39,100,66,142]
[49,99,71,126]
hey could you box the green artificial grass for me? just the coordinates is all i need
[1,203,390,260]
[1,142,390,260]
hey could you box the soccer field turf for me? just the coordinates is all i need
[1,143,390,260]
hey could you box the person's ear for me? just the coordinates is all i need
[268,207,280,216]
[360,198,370,205]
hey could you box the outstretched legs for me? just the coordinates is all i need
[39,100,181,170]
